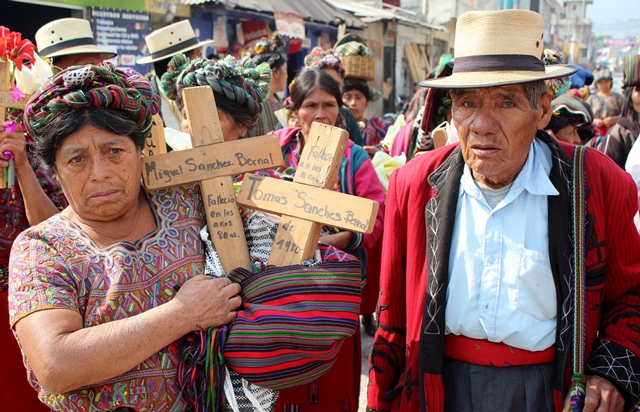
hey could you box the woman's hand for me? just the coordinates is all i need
[0,124,29,173]
[319,231,353,251]
[172,275,242,331]
[603,116,620,127]
[593,118,605,128]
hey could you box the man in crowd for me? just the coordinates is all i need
[137,20,214,131]
[367,9,640,412]
[35,18,116,69]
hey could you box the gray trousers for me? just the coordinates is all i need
[443,359,556,412]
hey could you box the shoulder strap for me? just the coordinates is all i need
[569,144,588,411]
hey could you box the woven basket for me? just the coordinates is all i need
[341,55,375,81]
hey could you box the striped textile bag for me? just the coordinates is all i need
[224,248,362,390]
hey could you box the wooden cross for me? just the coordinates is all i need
[236,122,380,267]
[141,86,284,272]
[0,60,31,189]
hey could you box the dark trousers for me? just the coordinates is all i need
[443,358,555,412]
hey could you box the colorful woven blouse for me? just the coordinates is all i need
[362,116,391,147]
[8,184,206,412]
[0,137,67,291]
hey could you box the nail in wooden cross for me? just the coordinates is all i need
[236,122,380,267]
[141,86,284,272]
[0,61,31,189]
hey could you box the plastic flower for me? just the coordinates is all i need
[14,52,53,94]
[0,26,35,71]
[9,84,24,101]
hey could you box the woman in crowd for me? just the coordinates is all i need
[342,78,390,156]
[595,55,640,169]
[161,53,272,141]
[587,67,624,137]
[8,63,242,411]
[270,68,385,411]
[545,95,594,145]
[248,35,288,112]
[301,46,364,145]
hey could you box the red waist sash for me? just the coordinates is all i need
[444,334,555,367]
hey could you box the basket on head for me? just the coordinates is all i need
[334,33,375,81]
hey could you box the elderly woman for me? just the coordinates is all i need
[8,63,242,411]
[161,53,271,142]
[270,68,384,411]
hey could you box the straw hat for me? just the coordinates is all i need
[137,20,214,64]
[420,10,576,89]
[36,18,117,59]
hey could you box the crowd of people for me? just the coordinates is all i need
[1,8,640,412]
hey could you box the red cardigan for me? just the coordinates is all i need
[367,133,640,411]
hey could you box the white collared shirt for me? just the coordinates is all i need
[445,138,559,351]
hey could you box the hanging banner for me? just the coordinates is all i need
[213,15,229,50]
[240,21,269,47]
[92,8,151,75]
[274,12,305,40]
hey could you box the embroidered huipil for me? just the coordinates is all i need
[9,184,205,412]
[446,138,559,351]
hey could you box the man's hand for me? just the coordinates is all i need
[563,375,625,412]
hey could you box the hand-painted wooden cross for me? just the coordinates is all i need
[0,60,31,189]
[236,122,380,267]
[141,86,284,272]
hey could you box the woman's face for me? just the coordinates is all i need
[550,124,582,145]
[54,124,142,222]
[596,79,612,93]
[271,64,288,94]
[632,86,640,115]
[342,89,368,121]
[292,89,340,138]
[181,108,248,141]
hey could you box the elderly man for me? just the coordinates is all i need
[35,18,116,69]
[367,10,640,412]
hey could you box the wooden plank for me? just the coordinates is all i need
[432,128,448,149]
[237,174,379,233]
[142,135,282,190]
[182,86,250,272]
[144,114,167,157]
[236,122,379,267]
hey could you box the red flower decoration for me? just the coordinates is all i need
[0,26,35,71]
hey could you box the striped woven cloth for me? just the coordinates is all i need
[224,251,362,390]
[623,54,640,89]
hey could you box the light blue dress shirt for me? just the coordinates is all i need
[445,138,559,351]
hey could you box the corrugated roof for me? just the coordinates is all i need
[181,0,366,28]
[325,0,447,31]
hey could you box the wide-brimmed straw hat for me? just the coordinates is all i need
[421,10,576,89]
[137,20,214,64]
[36,18,117,60]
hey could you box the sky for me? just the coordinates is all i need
[585,0,640,39]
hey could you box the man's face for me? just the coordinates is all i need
[54,53,104,70]
[451,84,552,189]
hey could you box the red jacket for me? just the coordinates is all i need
[367,133,640,411]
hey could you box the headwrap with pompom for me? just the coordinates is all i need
[543,49,571,98]
[247,34,286,68]
[304,47,345,79]
[25,62,160,139]
[161,54,272,124]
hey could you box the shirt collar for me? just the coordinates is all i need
[460,138,559,201]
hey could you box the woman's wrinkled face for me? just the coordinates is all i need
[292,89,340,138]
[343,89,368,121]
[181,108,248,141]
[54,124,142,222]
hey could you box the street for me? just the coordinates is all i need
[359,321,375,412]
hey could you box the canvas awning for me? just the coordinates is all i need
[325,0,447,32]
[181,0,366,28]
